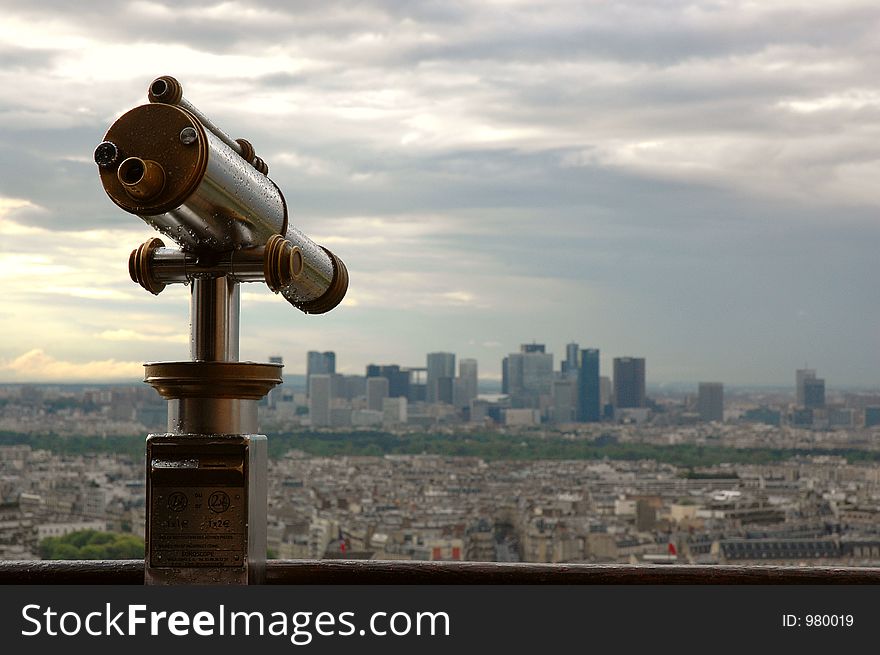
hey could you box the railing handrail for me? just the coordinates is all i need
[2,560,879,584]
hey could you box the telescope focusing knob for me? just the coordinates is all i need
[129,237,167,296]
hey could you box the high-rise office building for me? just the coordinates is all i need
[803,378,825,409]
[551,379,576,423]
[562,342,580,379]
[577,349,600,422]
[453,359,479,410]
[427,352,456,404]
[600,376,612,414]
[505,344,553,409]
[308,351,336,376]
[366,364,410,398]
[366,376,390,412]
[308,374,331,427]
[457,358,478,408]
[697,382,724,422]
[865,407,880,428]
[307,351,336,396]
[796,368,816,407]
[342,375,366,401]
[436,376,454,405]
[406,367,427,403]
[520,344,552,396]
[613,357,646,409]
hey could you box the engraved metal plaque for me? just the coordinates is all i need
[150,485,245,567]
[146,437,249,570]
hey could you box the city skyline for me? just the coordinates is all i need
[0,337,874,391]
[1,2,879,387]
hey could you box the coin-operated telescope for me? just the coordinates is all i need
[95,76,348,585]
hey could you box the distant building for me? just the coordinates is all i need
[308,374,331,427]
[829,407,854,428]
[600,376,612,415]
[342,375,367,401]
[366,377,390,412]
[865,406,880,428]
[697,382,724,423]
[791,408,814,427]
[743,406,781,426]
[426,352,456,404]
[456,359,479,410]
[351,409,382,427]
[504,408,541,426]
[436,376,454,405]
[577,349,601,422]
[405,367,427,403]
[613,357,646,409]
[796,368,816,407]
[382,396,408,427]
[551,379,576,423]
[562,342,579,379]
[505,344,553,409]
[803,378,825,409]
[307,351,336,396]
[366,364,410,398]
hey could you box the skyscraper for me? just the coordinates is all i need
[562,342,579,379]
[613,357,646,409]
[697,382,724,422]
[504,344,553,409]
[307,351,336,396]
[803,378,825,409]
[577,349,600,422]
[308,374,331,427]
[552,379,576,423]
[366,376,390,412]
[456,358,478,409]
[366,364,410,398]
[796,368,816,407]
[426,352,456,404]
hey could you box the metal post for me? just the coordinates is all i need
[191,277,239,363]
[144,275,276,585]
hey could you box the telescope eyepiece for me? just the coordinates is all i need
[117,157,166,201]
[148,75,183,104]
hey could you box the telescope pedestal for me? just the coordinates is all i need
[93,77,348,584]
[143,361,281,585]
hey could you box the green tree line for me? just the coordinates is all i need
[4,429,880,469]
[39,530,144,560]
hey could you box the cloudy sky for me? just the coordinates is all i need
[0,0,878,387]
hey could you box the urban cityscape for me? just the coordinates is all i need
[1,340,879,566]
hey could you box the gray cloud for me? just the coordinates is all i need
[0,0,878,385]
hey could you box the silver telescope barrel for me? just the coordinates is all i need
[94,77,347,314]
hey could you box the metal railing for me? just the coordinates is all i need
[1,560,879,584]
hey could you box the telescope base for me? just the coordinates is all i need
[144,434,267,585]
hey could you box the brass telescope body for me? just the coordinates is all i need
[96,76,347,314]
